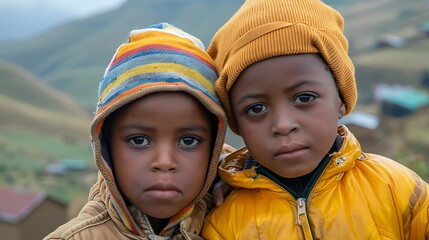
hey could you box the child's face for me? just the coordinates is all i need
[109,92,212,219]
[230,54,345,178]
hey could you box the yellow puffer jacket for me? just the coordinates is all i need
[202,126,429,239]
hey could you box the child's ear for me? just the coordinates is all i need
[338,99,346,119]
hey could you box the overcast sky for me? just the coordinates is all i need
[0,0,126,40]
[0,0,126,17]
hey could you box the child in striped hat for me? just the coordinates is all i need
[202,0,429,239]
[44,23,229,240]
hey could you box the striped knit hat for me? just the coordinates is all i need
[208,0,357,134]
[90,23,226,236]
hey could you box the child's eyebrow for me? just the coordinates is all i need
[118,124,210,133]
[178,125,210,133]
[235,79,323,105]
[118,124,153,132]
[234,93,265,105]
[287,80,323,90]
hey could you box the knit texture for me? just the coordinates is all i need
[208,0,357,134]
[159,204,194,236]
[90,23,226,236]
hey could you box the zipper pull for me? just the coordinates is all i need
[296,198,314,240]
[296,198,307,225]
[148,235,169,240]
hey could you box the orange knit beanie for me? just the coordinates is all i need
[208,0,357,134]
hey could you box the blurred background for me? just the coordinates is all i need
[0,0,428,239]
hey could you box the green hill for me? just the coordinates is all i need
[0,61,90,136]
[0,61,94,202]
[354,38,429,102]
[342,0,428,45]
[0,61,91,163]
[1,0,428,111]
[0,0,243,110]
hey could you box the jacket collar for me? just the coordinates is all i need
[218,125,364,194]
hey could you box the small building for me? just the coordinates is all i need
[422,70,429,89]
[374,84,429,117]
[45,159,88,176]
[375,35,405,49]
[60,159,88,171]
[0,186,67,240]
[339,112,389,154]
[418,21,429,37]
[380,89,429,118]
[339,111,404,158]
[339,112,379,131]
[45,164,66,176]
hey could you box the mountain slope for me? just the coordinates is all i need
[0,61,90,138]
[0,0,243,74]
[0,0,243,110]
[0,0,428,111]
[0,61,94,203]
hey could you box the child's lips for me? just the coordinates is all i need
[145,189,181,200]
[273,144,307,161]
[144,183,181,200]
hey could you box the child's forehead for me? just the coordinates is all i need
[245,54,327,69]
[231,54,338,98]
[123,91,197,109]
[113,91,212,119]
[237,54,331,81]
[103,91,217,138]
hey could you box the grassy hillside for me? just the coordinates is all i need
[354,37,429,103]
[0,62,89,117]
[340,0,429,52]
[0,0,243,110]
[0,61,94,202]
[0,61,90,135]
[1,0,428,110]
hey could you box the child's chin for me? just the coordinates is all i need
[143,207,180,219]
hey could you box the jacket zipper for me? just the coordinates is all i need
[256,154,332,239]
[258,167,315,239]
[296,198,313,240]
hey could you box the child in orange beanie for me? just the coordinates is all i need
[202,0,429,239]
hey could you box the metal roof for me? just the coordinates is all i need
[339,112,379,130]
[382,89,429,110]
[0,186,64,224]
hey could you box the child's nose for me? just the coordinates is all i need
[150,145,177,172]
[271,107,297,136]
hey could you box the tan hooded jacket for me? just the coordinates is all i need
[44,23,228,240]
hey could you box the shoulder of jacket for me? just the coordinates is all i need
[44,201,113,240]
[359,153,417,177]
[219,147,250,173]
[356,152,428,196]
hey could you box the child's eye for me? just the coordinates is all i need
[244,104,268,116]
[178,136,200,148]
[128,136,150,146]
[294,93,316,104]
